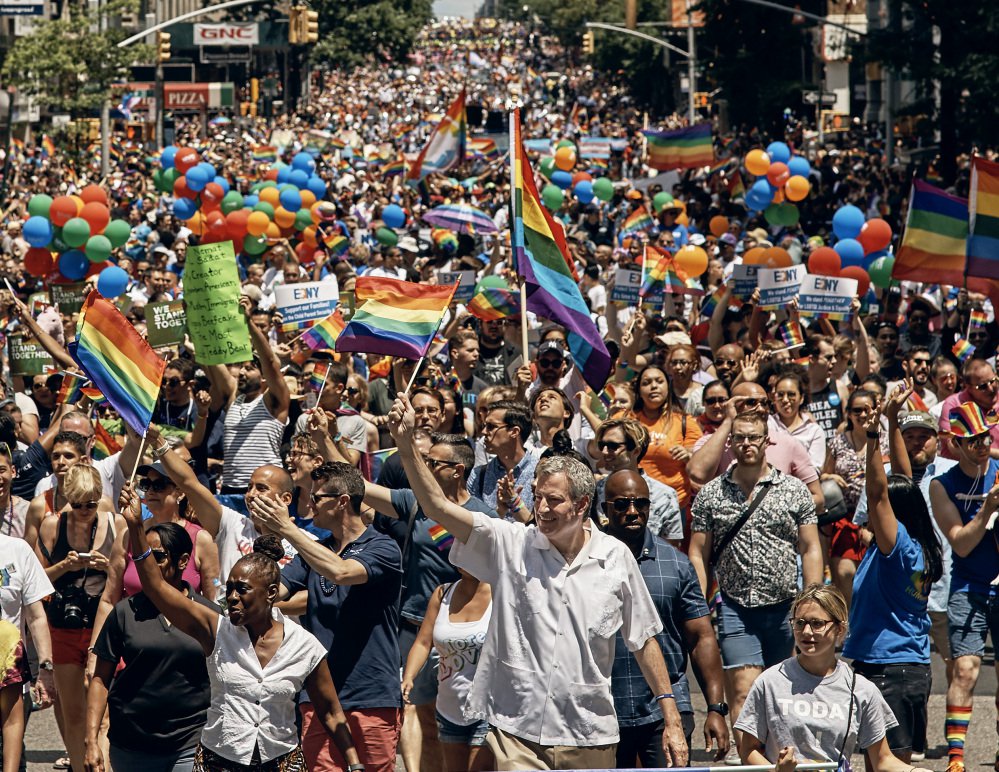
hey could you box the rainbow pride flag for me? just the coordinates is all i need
[309,362,331,393]
[643,123,714,171]
[893,180,969,286]
[640,246,672,297]
[81,386,107,406]
[406,90,466,184]
[92,421,122,460]
[777,321,805,348]
[40,135,55,158]
[967,156,999,280]
[428,523,454,551]
[620,206,653,237]
[952,338,976,362]
[71,291,165,435]
[700,285,738,318]
[970,309,989,329]
[335,276,458,360]
[468,287,519,321]
[727,170,745,199]
[299,309,346,351]
[323,232,349,258]
[382,158,406,178]
[251,145,277,162]
[56,373,87,405]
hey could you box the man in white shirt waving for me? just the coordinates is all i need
[386,393,688,771]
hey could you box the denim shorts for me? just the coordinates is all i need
[716,593,794,669]
[436,711,489,746]
[109,744,196,772]
[948,590,999,658]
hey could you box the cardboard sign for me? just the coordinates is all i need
[49,282,89,314]
[438,270,477,302]
[758,265,804,310]
[184,240,252,365]
[275,280,339,331]
[798,274,858,319]
[610,267,662,304]
[144,299,187,348]
[731,264,759,301]
[8,332,52,375]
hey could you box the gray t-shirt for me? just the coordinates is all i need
[734,658,897,762]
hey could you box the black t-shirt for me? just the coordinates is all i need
[376,453,409,491]
[94,587,217,753]
[13,440,51,500]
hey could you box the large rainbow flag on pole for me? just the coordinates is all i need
[510,108,612,391]
[642,124,714,171]
[405,90,467,185]
[967,156,999,281]
[72,291,166,435]
[892,180,969,285]
[335,276,458,360]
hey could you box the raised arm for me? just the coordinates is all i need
[10,295,77,370]
[239,296,290,422]
[146,425,224,537]
[884,380,913,479]
[852,300,872,381]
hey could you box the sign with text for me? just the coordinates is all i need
[275,281,339,330]
[798,273,858,319]
[49,282,89,315]
[144,299,187,348]
[610,267,662,305]
[438,270,477,302]
[758,265,805,310]
[184,240,252,365]
[731,264,759,301]
[193,22,259,46]
[8,333,52,375]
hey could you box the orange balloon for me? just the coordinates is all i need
[299,190,316,209]
[745,149,771,176]
[50,196,78,227]
[274,206,296,229]
[310,202,323,226]
[675,245,709,277]
[709,216,729,238]
[79,202,110,233]
[226,209,250,237]
[186,211,206,235]
[743,247,767,265]
[764,247,792,268]
[785,175,810,202]
[259,187,281,207]
[771,187,785,204]
[675,212,689,227]
[303,225,317,248]
[79,184,107,206]
[265,222,281,239]
[246,210,271,237]
[554,145,576,171]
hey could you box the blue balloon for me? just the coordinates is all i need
[292,152,316,174]
[279,188,303,212]
[788,156,811,178]
[574,180,594,204]
[213,176,230,195]
[834,238,865,267]
[289,169,310,189]
[766,141,791,164]
[23,216,52,248]
[551,170,572,190]
[174,197,198,220]
[97,265,129,298]
[863,249,888,270]
[746,179,774,211]
[306,176,327,199]
[197,162,216,180]
[185,166,208,192]
[832,205,865,240]
[382,204,406,229]
[58,250,88,280]
[160,145,178,170]
[243,195,259,208]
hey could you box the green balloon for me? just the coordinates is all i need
[542,184,564,210]
[653,191,674,213]
[253,202,275,218]
[475,275,509,294]
[250,182,264,193]
[84,235,112,263]
[868,256,896,289]
[103,219,130,249]
[539,157,556,179]
[28,194,52,218]
[152,168,163,192]
[259,180,278,189]
[51,229,68,254]
[62,217,91,248]
[780,203,800,227]
[221,191,244,215]
[764,204,783,227]
[295,208,313,231]
[593,178,613,202]
[243,234,268,255]
[556,139,575,150]
[162,168,180,192]
[375,227,398,247]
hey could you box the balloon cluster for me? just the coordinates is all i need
[743,142,812,227]
[155,145,328,261]
[807,204,895,295]
[536,139,615,211]
[23,185,133,297]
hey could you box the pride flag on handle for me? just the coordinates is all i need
[297,309,346,352]
[72,291,166,436]
[405,90,466,184]
[335,276,458,360]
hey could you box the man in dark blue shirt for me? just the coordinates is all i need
[604,469,730,769]
[252,461,402,772]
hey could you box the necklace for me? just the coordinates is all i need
[164,400,194,428]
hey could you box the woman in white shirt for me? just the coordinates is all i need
[117,483,362,772]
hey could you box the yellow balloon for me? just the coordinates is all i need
[675,245,708,277]
[785,175,811,202]
[745,149,771,177]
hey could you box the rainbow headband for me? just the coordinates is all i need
[948,402,998,438]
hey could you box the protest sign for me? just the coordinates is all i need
[275,281,340,331]
[144,299,187,348]
[184,241,252,365]
[731,264,759,301]
[798,274,859,319]
[49,282,89,314]
[758,265,804,310]
[8,332,52,375]
[610,267,662,304]
[438,270,477,302]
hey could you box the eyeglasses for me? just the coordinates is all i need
[714,359,739,367]
[151,549,169,562]
[704,396,728,406]
[538,358,563,368]
[974,378,999,391]
[163,377,185,388]
[774,391,801,400]
[909,358,932,367]
[739,398,769,409]
[607,497,651,513]
[962,434,993,450]
[311,490,343,505]
[482,421,508,434]
[413,407,441,416]
[730,433,766,445]
[597,440,628,452]
[69,501,98,510]
[139,477,173,492]
[791,618,837,633]
[814,354,837,363]
[423,457,459,470]
[669,360,694,368]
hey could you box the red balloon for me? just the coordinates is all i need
[766,162,790,188]
[841,266,870,297]
[79,184,108,206]
[202,182,225,208]
[24,248,54,277]
[173,177,197,200]
[264,169,279,181]
[174,147,200,174]
[50,196,77,228]
[808,246,841,276]
[79,202,110,233]
[857,218,893,254]
[225,209,250,237]
[571,172,593,186]
[295,241,314,264]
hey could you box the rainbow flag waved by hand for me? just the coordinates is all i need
[81,386,107,406]
[92,421,122,460]
[777,321,805,348]
[642,123,714,171]
[970,309,989,330]
[309,361,331,393]
[71,291,166,435]
[323,232,350,258]
[620,206,654,237]
[382,158,406,178]
[56,373,87,405]
[468,287,520,321]
[251,145,278,162]
[952,338,976,362]
[640,246,672,297]
[967,156,999,280]
[906,390,930,413]
[298,309,347,352]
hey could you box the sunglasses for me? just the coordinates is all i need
[538,359,563,368]
[345,387,360,395]
[139,477,173,492]
[974,379,999,391]
[961,434,993,450]
[714,359,739,367]
[311,490,344,505]
[423,457,459,470]
[597,440,629,452]
[151,549,169,562]
[704,396,728,406]
[739,398,769,409]
[162,377,185,388]
[69,501,98,510]
[607,497,651,513]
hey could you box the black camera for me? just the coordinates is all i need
[46,586,97,630]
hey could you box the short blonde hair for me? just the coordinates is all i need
[63,464,102,504]
[792,583,849,629]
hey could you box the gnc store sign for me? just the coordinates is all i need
[193,22,259,46]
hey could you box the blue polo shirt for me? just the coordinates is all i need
[611,529,709,724]
[281,525,402,711]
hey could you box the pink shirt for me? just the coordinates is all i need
[692,429,819,485]
[937,390,999,459]
[122,519,205,597]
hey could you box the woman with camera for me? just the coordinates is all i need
[35,464,126,772]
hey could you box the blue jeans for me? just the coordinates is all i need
[109,744,196,772]
[948,590,999,658]
[716,593,794,669]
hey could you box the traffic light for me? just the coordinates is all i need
[302,9,319,44]
[156,30,171,62]
[288,6,302,44]
[582,30,595,55]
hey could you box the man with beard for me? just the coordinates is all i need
[474,318,518,386]
[888,347,937,410]
[899,298,941,359]
[806,335,848,442]
[712,344,744,389]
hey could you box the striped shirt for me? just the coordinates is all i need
[222,394,286,488]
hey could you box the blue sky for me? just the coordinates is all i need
[433,0,481,18]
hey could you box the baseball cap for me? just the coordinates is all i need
[720,233,737,246]
[898,411,937,435]
[537,340,567,359]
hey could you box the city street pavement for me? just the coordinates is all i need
[23,651,999,771]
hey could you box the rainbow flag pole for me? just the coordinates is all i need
[404,278,460,395]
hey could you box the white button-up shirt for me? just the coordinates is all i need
[201,609,327,764]
[450,513,663,746]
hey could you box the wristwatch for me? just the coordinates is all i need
[39,660,53,672]
[707,702,729,716]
